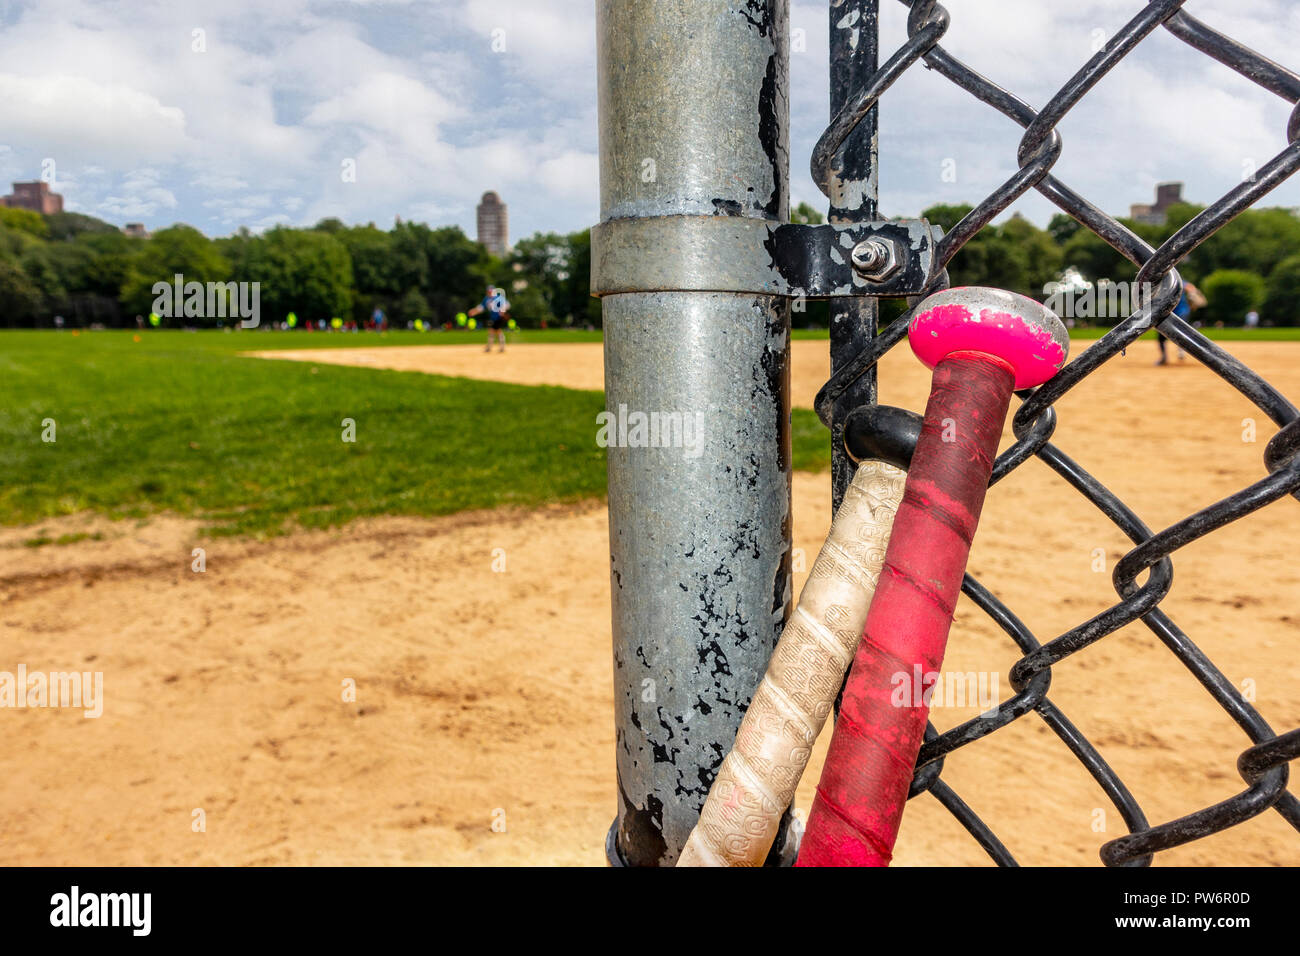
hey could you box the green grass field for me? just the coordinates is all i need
[8,323,1292,538]
[0,329,829,537]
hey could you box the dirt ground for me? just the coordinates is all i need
[3,337,1298,866]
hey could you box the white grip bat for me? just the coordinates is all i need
[677,459,906,866]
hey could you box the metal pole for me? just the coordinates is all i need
[597,0,797,866]
[828,0,880,510]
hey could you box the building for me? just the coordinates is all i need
[1,180,63,215]
[1130,182,1184,226]
[476,190,509,256]
[122,223,150,239]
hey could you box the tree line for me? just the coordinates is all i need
[1,199,1297,329]
[913,201,1300,327]
[0,207,600,330]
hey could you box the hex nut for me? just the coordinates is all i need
[850,238,901,281]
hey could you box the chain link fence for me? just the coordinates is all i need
[815,0,1300,865]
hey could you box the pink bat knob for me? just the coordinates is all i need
[908,286,1069,390]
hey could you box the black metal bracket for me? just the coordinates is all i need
[767,218,935,298]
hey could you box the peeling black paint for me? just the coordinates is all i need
[736,1,783,218]
[650,740,680,764]
[711,197,744,217]
[656,707,677,741]
[761,221,934,297]
[696,741,727,788]
[616,774,667,867]
[672,740,728,802]
[757,54,783,219]
[738,0,774,38]
[762,305,793,632]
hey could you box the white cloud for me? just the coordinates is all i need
[536,150,599,203]
[0,73,190,166]
[0,0,1292,243]
[94,168,180,220]
[459,0,596,87]
[304,72,463,151]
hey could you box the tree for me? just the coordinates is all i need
[1191,207,1300,280]
[0,207,49,239]
[19,243,65,306]
[42,234,130,326]
[1262,254,1300,326]
[397,288,434,326]
[233,227,353,326]
[924,203,987,291]
[423,225,494,318]
[0,224,38,260]
[1048,213,1081,246]
[996,215,1063,297]
[76,232,137,300]
[0,259,42,326]
[565,229,601,327]
[791,201,824,225]
[119,224,232,322]
[1201,269,1265,326]
[1061,226,1137,289]
[1162,202,1204,234]
[386,222,491,323]
[922,203,973,236]
[507,232,576,326]
[334,225,399,322]
[924,209,1061,300]
[44,212,119,241]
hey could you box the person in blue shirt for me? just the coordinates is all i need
[468,285,511,353]
[1157,280,1202,366]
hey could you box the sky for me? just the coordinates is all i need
[0,0,1297,242]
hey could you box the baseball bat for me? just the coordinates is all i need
[797,287,1068,867]
[677,457,907,866]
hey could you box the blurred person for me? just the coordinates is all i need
[468,285,511,353]
[1157,280,1203,366]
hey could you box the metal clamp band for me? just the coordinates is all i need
[590,215,935,298]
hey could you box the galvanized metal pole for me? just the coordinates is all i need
[597,0,797,866]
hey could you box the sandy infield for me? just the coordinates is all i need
[2,338,1297,865]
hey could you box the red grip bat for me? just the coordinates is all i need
[797,287,1069,867]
